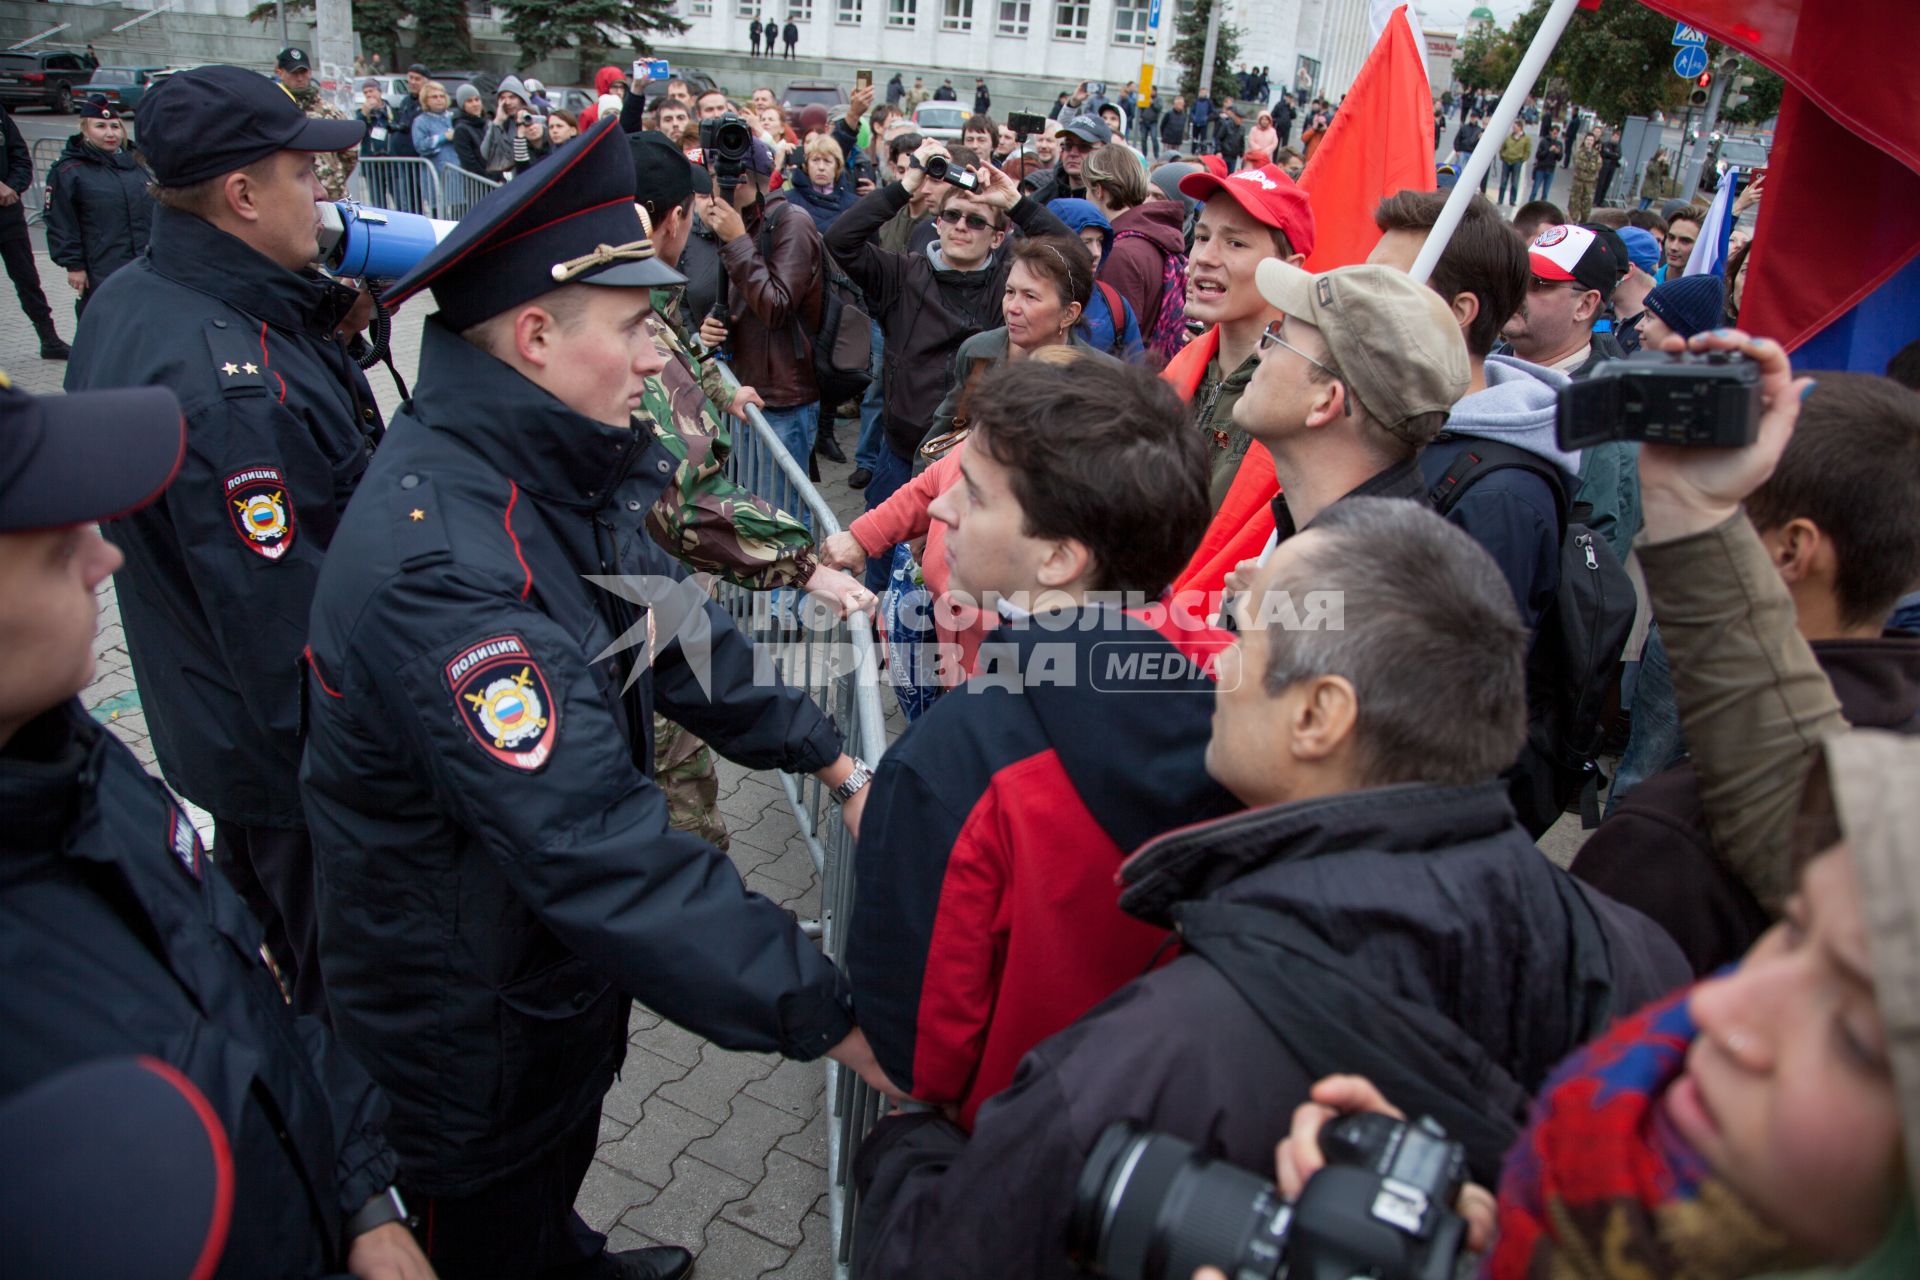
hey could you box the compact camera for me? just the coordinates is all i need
[699,113,756,193]
[1557,349,1762,450]
[923,154,979,191]
[1068,1111,1468,1280]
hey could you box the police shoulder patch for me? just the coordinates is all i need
[166,805,203,881]
[226,465,297,560]
[446,634,558,771]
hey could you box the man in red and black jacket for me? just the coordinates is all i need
[846,356,1239,1128]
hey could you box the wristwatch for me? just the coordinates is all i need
[828,758,873,805]
[345,1186,408,1242]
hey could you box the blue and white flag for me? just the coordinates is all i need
[1685,168,1738,277]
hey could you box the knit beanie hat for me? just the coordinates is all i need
[454,83,481,107]
[1149,161,1202,212]
[1643,273,1726,339]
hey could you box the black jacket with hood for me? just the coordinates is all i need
[826,181,1071,460]
[45,133,152,284]
[853,780,1689,1279]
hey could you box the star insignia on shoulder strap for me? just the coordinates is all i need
[221,362,239,376]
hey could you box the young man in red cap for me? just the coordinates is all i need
[1158,162,1314,510]
[303,120,893,1280]
[64,64,372,1023]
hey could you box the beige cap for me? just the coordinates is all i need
[1254,259,1470,445]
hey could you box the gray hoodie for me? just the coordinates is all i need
[1442,354,1579,476]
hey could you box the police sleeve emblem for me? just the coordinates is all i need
[225,466,297,560]
[446,634,559,771]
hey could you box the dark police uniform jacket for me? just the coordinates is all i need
[301,318,855,1196]
[66,206,382,828]
[0,701,398,1277]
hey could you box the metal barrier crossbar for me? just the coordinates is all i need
[26,137,65,227]
[348,157,443,219]
[708,360,887,1280]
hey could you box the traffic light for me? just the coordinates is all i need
[1726,73,1756,110]
[1689,71,1711,108]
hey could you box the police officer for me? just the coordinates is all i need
[276,47,361,201]
[0,378,432,1280]
[301,119,896,1280]
[64,65,375,1022]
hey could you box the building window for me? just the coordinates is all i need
[1112,0,1150,44]
[787,0,812,15]
[690,0,711,11]
[888,0,916,26]
[996,0,1029,33]
[737,0,754,15]
[838,0,862,21]
[1053,0,1089,40]
[942,0,973,30]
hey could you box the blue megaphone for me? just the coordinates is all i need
[315,201,457,282]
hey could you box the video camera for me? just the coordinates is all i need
[922,154,979,192]
[1557,349,1761,450]
[1068,1111,1468,1280]
[699,113,756,194]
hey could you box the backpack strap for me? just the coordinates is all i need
[1427,435,1571,532]
[1094,280,1125,353]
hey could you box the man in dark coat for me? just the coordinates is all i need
[0,379,430,1280]
[852,499,1690,1279]
[64,65,373,1022]
[303,120,893,1280]
[1573,372,1920,973]
[750,15,763,53]
[973,77,991,114]
[0,100,68,357]
[782,18,799,57]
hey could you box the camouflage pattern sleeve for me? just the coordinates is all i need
[641,315,818,591]
[309,96,359,199]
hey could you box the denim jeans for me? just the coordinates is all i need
[760,401,819,532]
[1607,624,1686,815]
[861,443,914,595]
[855,320,886,473]
[1498,160,1523,204]
[1528,166,1555,202]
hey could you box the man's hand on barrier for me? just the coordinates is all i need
[827,1027,909,1104]
[820,530,868,572]
[727,384,765,416]
[1639,329,1813,545]
[698,314,730,351]
[803,563,877,619]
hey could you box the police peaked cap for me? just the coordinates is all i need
[383,117,684,330]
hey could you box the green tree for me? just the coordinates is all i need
[501,0,687,69]
[1171,0,1241,101]
[244,0,459,65]
[1500,0,1752,125]
[412,0,476,65]
[1452,25,1516,93]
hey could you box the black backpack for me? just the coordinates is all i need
[757,203,873,405]
[1429,437,1636,835]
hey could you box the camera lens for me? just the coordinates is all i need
[1069,1122,1288,1280]
[714,117,752,157]
[924,155,950,181]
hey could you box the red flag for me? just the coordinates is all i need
[1169,4,1435,604]
[1637,0,1920,353]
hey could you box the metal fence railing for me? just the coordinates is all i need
[438,165,501,219]
[25,137,65,227]
[709,363,888,1280]
[348,156,442,218]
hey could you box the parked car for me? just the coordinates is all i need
[0,50,97,114]
[74,65,169,114]
[911,102,972,141]
[782,81,846,113]
[548,86,598,115]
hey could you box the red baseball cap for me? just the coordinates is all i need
[1178,163,1316,258]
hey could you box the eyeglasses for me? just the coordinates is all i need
[1527,275,1585,293]
[1258,319,1336,378]
[938,209,996,231]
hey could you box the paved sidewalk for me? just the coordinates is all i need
[11,256,847,1278]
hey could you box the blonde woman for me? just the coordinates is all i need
[409,81,456,175]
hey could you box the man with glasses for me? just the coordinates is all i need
[826,138,1072,592]
[1500,222,1628,378]
[1026,114,1109,204]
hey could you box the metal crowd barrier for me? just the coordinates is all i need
[438,165,502,219]
[347,156,442,217]
[25,137,65,226]
[708,362,888,1280]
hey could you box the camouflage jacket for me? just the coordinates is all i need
[641,286,817,590]
[295,88,359,200]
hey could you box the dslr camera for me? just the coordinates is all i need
[923,154,979,192]
[1069,1111,1468,1280]
[699,113,756,193]
[1558,349,1761,451]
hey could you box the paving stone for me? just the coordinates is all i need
[601,1097,718,1188]
[617,1153,749,1250]
[718,1149,824,1248]
[743,1056,824,1120]
[695,1218,790,1277]
[760,1211,834,1280]
[597,1113,632,1144]
[774,1108,829,1170]
[656,1042,778,1124]
[686,1093,809,1183]
[628,1003,662,1035]
[744,869,815,912]
[630,1016,705,1068]
[727,806,804,857]
[602,1224,657,1254]
[574,1157,659,1233]
[752,837,820,891]
[601,1045,689,1125]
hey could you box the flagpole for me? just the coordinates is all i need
[1408,0,1585,284]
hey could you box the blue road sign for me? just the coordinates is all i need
[1673,44,1708,78]
[1672,22,1707,46]
[1149,0,1160,25]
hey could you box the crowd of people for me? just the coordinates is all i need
[3,47,1920,1280]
